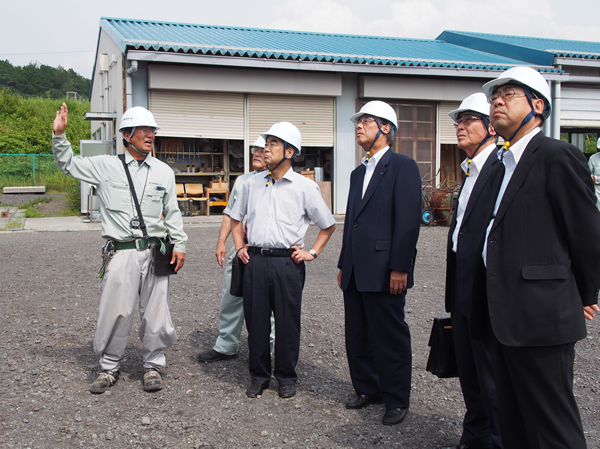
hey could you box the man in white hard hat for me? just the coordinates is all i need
[481,66,600,448]
[587,137,600,211]
[52,103,187,394]
[443,93,503,449]
[230,122,336,399]
[338,101,421,426]
[197,136,274,362]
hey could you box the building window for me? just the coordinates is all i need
[393,101,436,181]
[361,100,436,182]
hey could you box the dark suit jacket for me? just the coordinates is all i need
[445,149,504,320]
[338,150,422,292]
[485,132,600,347]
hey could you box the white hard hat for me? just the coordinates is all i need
[482,66,552,119]
[448,93,490,122]
[119,107,160,132]
[261,122,302,155]
[350,101,397,130]
[251,135,266,148]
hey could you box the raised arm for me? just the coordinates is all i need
[53,103,68,135]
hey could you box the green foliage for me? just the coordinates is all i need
[560,132,599,154]
[584,134,599,154]
[42,171,77,193]
[0,89,90,216]
[21,197,51,218]
[0,89,90,155]
[0,60,90,99]
[64,175,81,211]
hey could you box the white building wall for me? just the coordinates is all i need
[147,64,342,96]
[361,76,487,102]
[90,29,125,150]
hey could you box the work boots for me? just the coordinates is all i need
[143,369,163,392]
[89,371,119,394]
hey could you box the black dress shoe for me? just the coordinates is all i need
[197,349,238,363]
[345,394,384,409]
[382,407,408,425]
[246,382,269,398]
[440,445,469,449]
[279,384,296,398]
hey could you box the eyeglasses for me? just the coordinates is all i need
[135,128,158,136]
[355,115,376,126]
[251,147,265,154]
[453,115,483,128]
[487,89,527,104]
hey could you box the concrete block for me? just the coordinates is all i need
[3,186,46,194]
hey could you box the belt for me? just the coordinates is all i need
[248,246,294,257]
[112,237,163,251]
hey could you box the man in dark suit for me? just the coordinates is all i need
[337,101,421,426]
[481,66,600,449]
[444,93,503,449]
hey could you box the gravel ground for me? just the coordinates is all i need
[0,193,67,207]
[0,225,598,448]
[0,193,69,216]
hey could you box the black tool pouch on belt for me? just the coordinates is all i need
[230,248,245,297]
[119,154,176,276]
[152,238,177,276]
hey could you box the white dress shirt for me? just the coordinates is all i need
[482,127,541,265]
[452,143,497,253]
[230,167,336,249]
[362,146,390,197]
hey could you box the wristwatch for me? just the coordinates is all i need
[309,249,318,259]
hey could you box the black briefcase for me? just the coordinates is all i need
[230,252,244,297]
[426,317,458,378]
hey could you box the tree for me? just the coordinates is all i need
[0,89,90,155]
[0,60,90,100]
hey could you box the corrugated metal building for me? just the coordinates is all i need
[91,19,596,214]
[438,31,600,152]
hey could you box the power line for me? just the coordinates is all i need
[0,50,93,56]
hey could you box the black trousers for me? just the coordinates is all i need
[451,303,502,449]
[243,253,305,386]
[343,271,411,410]
[486,325,586,449]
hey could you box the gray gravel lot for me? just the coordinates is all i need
[0,193,66,207]
[0,224,598,448]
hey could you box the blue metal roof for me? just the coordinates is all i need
[438,30,600,64]
[100,18,540,71]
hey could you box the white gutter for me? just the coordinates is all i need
[126,50,567,81]
[125,60,138,110]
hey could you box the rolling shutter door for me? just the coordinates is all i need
[248,95,334,147]
[149,90,244,139]
[439,101,460,144]
[561,85,600,128]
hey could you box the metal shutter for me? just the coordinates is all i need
[248,94,334,147]
[439,101,460,144]
[149,90,244,139]
[561,85,600,127]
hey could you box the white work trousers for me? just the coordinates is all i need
[94,248,177,372]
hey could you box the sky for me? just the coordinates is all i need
[1,0,599,78]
